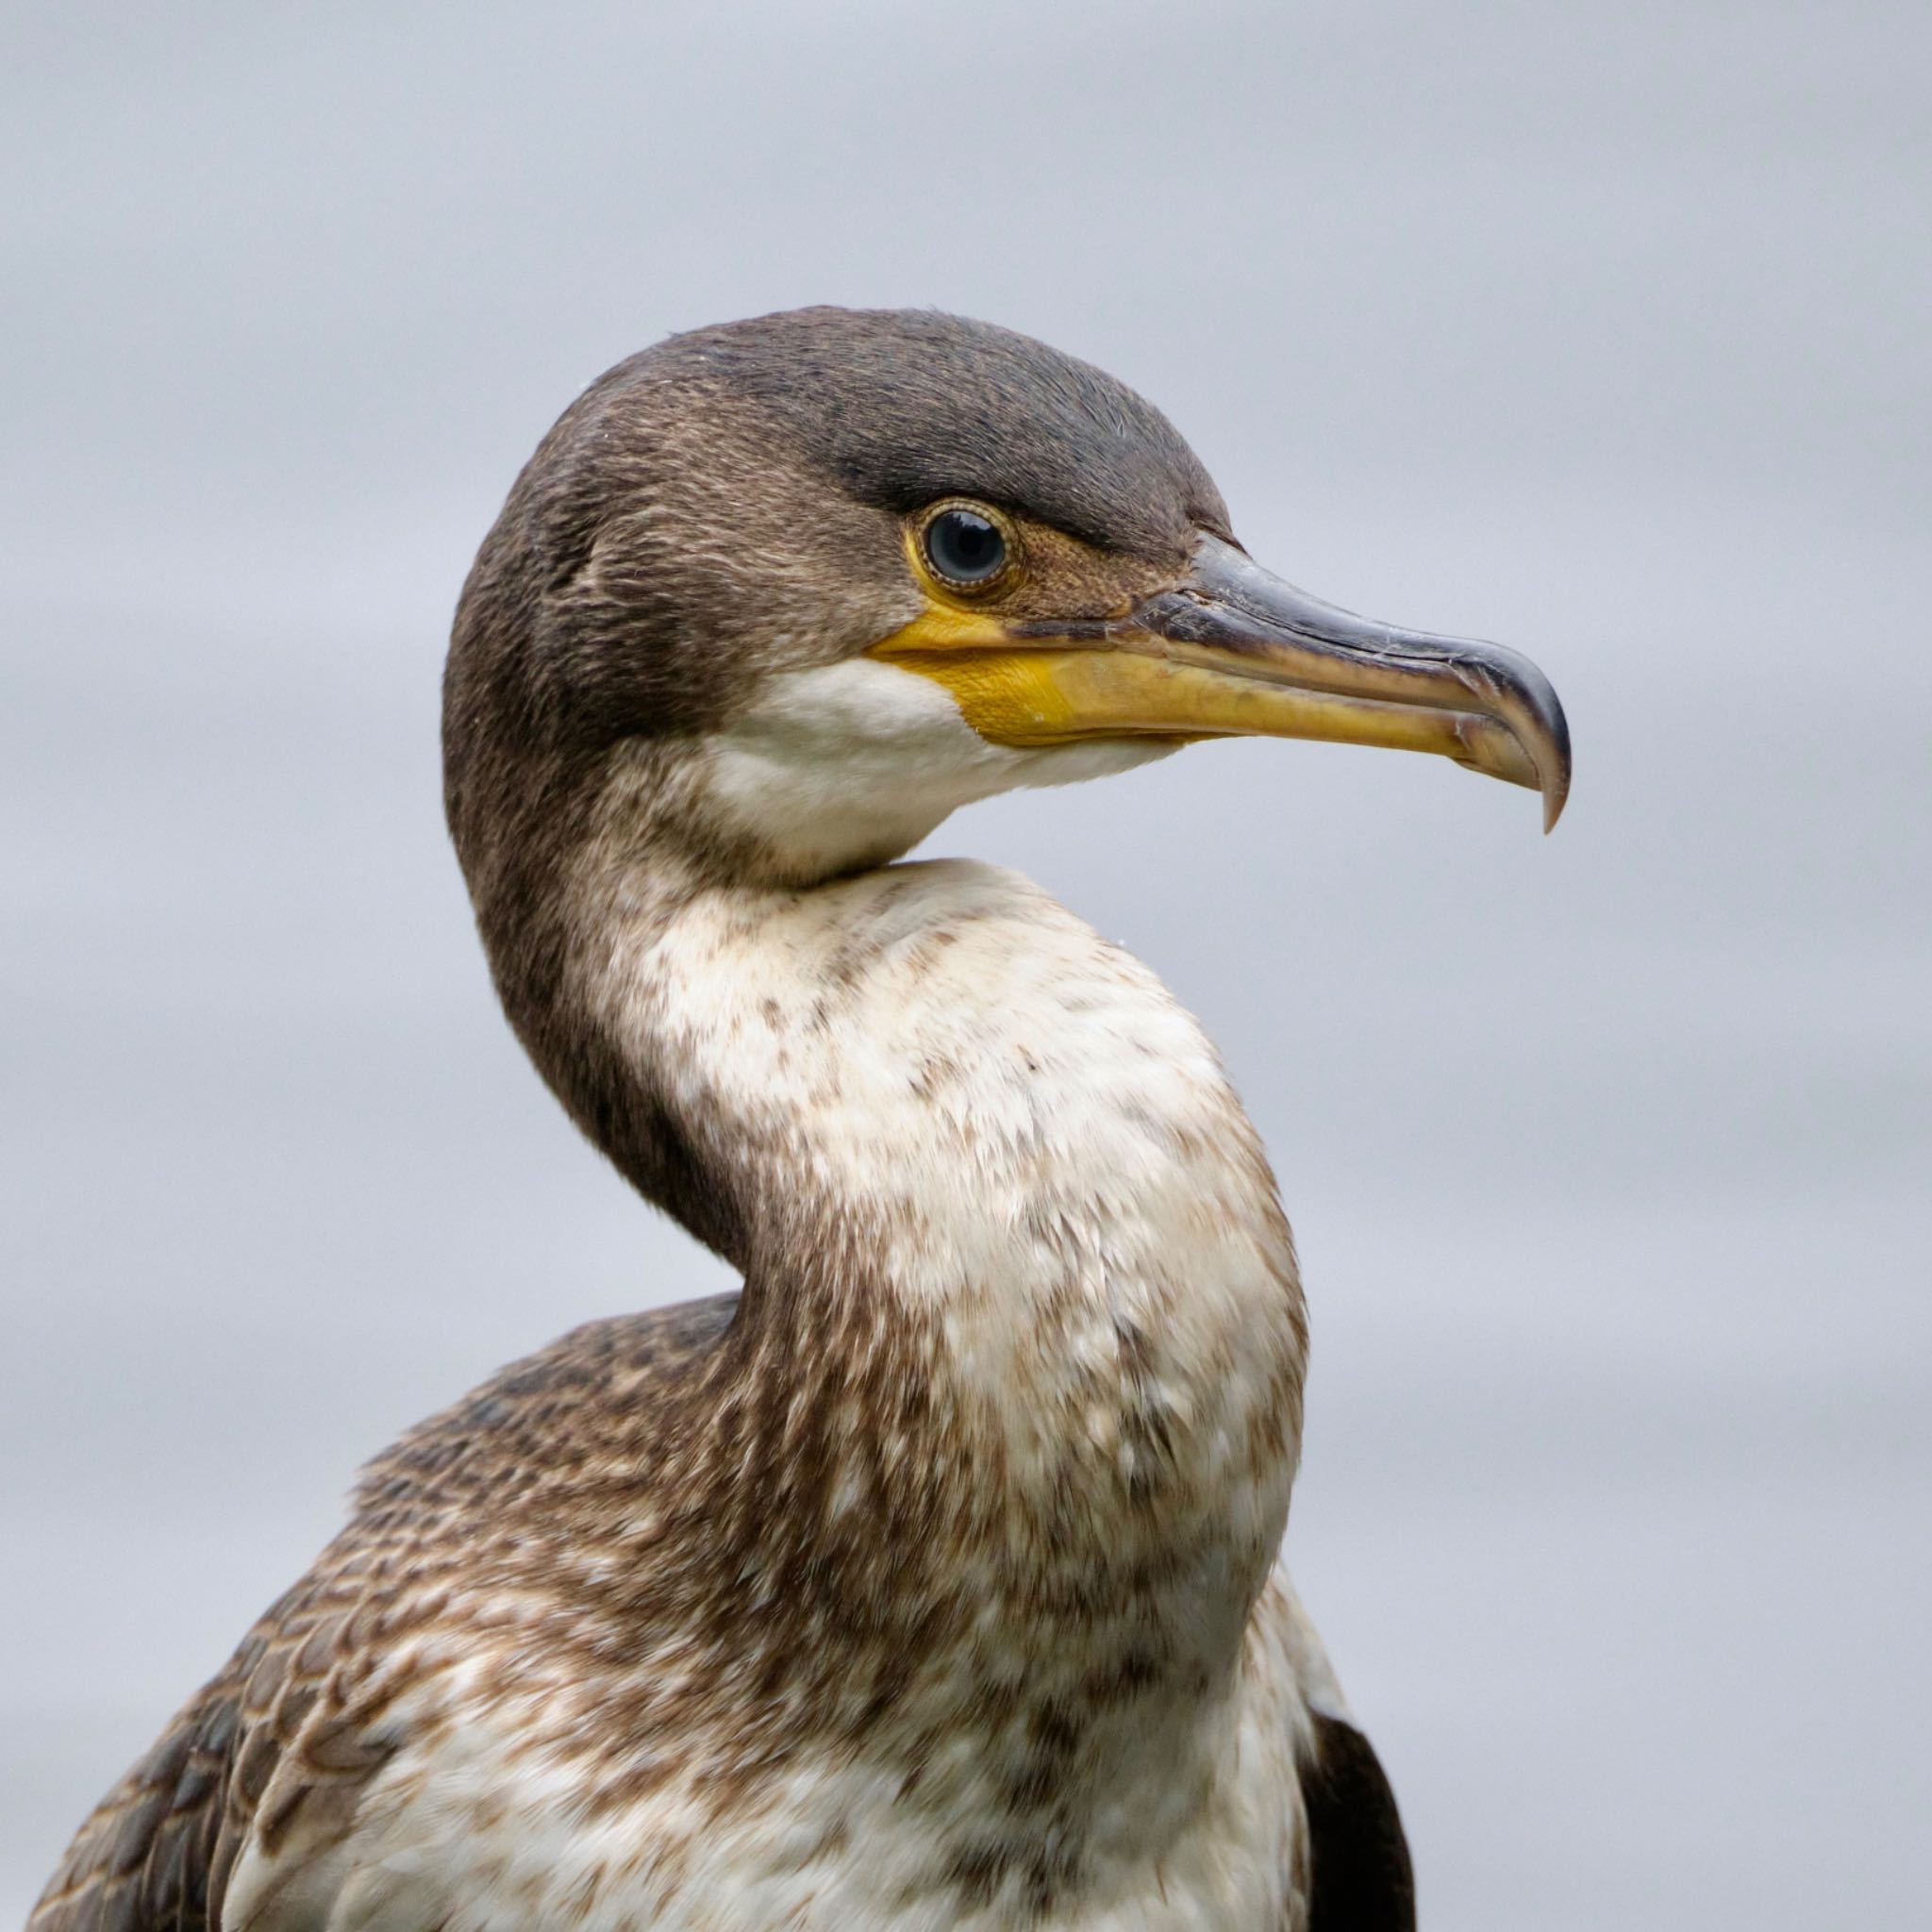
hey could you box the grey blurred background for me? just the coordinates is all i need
[4,4,1926,1926]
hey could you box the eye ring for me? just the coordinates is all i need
[918,500,1019,593]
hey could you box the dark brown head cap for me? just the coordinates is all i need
[648,307,1230,555]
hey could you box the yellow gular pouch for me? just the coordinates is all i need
[893,645,1085,745]
[863,596,1070,746]
[868,605,1205,750]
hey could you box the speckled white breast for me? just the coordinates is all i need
[608,858,1305,1513]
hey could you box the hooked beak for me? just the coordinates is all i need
[873,532,1572,831]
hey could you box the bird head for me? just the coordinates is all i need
[446,307,1568,891]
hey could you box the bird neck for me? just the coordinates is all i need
[489,795,1308,1676]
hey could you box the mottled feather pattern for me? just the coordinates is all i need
[29,1301,737,1932]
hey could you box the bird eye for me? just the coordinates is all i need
[923,505,1011,589]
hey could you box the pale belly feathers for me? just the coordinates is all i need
[225,1574,1329,1932]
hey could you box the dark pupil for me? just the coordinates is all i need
[927,508,1006,583]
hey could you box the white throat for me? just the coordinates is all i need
[698,657,1179,878]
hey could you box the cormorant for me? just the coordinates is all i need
[31,307,1568,1932]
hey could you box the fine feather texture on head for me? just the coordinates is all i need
[650,307,1231,553]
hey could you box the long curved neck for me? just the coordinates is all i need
[475,774,1308,1658]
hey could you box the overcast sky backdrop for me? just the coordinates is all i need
[4,5,1927,1927]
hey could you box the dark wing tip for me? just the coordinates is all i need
[1303,1711,1417,1932]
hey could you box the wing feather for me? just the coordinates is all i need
[1302,1710,1416,1932]
[28,1294,740,1932]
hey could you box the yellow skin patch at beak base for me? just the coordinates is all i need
[877,643,1094,746]
[866,602,1091,745]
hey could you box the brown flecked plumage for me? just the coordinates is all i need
[21,307,1566,1932]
